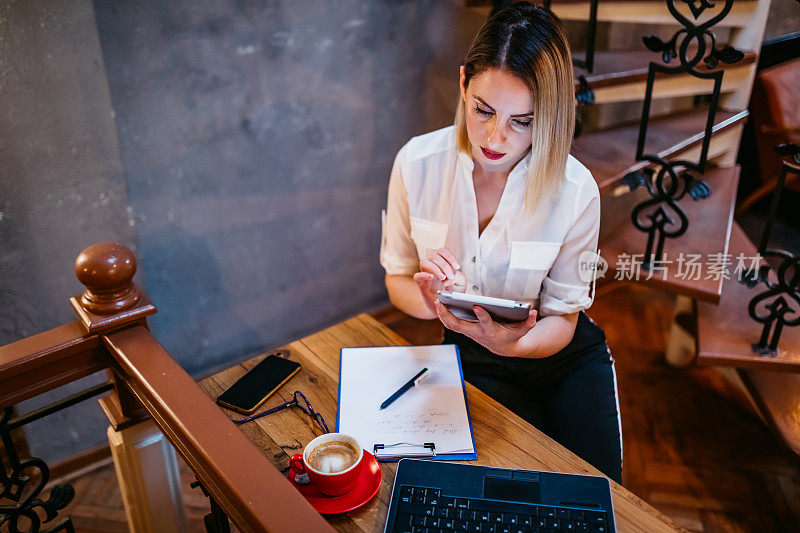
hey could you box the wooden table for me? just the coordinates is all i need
[199,314,682,532]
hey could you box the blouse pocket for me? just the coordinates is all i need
[409,216,448,261]
[509,241,561,270]
[504,241,562,300]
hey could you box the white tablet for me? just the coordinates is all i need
[437,291,531,323]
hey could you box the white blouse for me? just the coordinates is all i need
[380,126,600,317]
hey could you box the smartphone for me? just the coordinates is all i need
[437,291,532,323]
[216,353,301,414]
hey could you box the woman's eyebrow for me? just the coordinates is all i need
[474,95,534,118]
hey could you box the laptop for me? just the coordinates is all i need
[384,459,616,532]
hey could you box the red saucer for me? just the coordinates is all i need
[287,451,382,514]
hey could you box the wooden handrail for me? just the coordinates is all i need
[104,325,333,532]
[0,242,336,532]
[0,321,108,409]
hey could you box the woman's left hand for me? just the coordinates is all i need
[434,301,537,357]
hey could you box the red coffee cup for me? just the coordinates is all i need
[289,433,364,496]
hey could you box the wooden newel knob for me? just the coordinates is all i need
[75,242,141,314]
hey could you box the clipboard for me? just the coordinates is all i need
[336,344,477,462]
[373,442,436,461]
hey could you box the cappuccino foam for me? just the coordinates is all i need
[307,441,359,473]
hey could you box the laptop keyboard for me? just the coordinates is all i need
[393,485,610,533]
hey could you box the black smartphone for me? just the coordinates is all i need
[216,353,301,414]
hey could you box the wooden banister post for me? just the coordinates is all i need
[70,242,152,423]
[74,241,141,314]
[71,242,188,533]
[70,242,157,337]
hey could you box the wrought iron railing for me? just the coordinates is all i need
[738,144,800,355]
[1,381,119,531]
[621,0,744,268]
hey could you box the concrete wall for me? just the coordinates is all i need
[90,0,484,373]
[0,0,136,462]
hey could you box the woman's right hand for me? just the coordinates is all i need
[413,248,467,315]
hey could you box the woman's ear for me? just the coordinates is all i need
[459,66,467,102]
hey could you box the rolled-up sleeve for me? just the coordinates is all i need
[539,178,601,316]
[380,148,419,276]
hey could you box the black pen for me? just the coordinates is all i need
[380,368,429,409]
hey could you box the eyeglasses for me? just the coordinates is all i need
[234,390,329,434]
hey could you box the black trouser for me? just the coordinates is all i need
[443,312,622,483]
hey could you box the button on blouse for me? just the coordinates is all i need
[380,126,600,317]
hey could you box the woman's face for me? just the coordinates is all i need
[460,67,534,174]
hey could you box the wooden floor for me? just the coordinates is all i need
[47,284,800,532]
[45,455,215,532]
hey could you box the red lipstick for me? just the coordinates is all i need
[481,147,505,160]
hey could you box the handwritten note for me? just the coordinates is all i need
[377,409,459,437]
[337,345,475,459]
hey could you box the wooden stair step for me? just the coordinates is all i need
[738,369,800,456]
[598,165,739,303]
[696,223,800,371]
[467,1,757,27]
[550,0,673,2]
[548,0,757,28]
[573,48,757,104]
[696,223,800,458]
[573,107,748,192]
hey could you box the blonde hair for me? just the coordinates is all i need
[455,3,575,212]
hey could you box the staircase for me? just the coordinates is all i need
[471,0,800,458]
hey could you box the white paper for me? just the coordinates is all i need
[337,345,475,457]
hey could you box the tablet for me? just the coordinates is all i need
[437,291,531,323]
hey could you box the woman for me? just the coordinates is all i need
[379,2,621,482]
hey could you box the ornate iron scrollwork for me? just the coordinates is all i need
[575,75,595,106]
[738,144,800,355]
[624,157,712,268]
[574,75,595,139]
[681,0,717,20]
[1,407,75,533]
[623,0,743,266]
[190,479,231,533]
[571,0,599,74]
